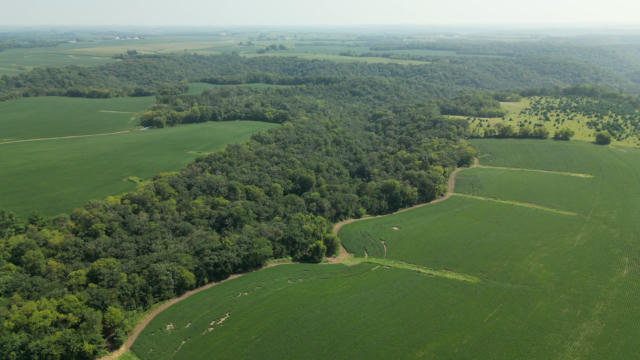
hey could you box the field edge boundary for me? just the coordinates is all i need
[452,193,578,216]
[363,257,481,283]
[98,261,292,360]
[475,165,594,178]
[0,130,132,145]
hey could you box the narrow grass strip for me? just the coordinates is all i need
[475,165,593,178]
[364,257,481,283]
[0,130,131,145]
[453,193,578,216]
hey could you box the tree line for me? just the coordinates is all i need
[0,39,60,52]
[367,38,640,89]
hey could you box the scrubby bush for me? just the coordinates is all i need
[595,131,612,145]
[553,128,575,140]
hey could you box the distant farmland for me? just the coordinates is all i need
[0,44,113,75]
[0,96,154,141]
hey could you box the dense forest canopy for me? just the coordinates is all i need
[1,49,638,102]
[366,37,640,85]
[0,39,60,52]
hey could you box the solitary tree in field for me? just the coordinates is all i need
[595,131,612,145]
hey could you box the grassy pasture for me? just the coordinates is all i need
[0,96,154,141]
[459,97,640,146]
[129,139,640,359]
[0,121,277,216]
[501,98,610,143]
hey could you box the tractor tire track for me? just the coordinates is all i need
[99,261,291,360]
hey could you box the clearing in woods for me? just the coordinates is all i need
[451,96,640,147]
[125,139,640,359]
[0,116,278,216]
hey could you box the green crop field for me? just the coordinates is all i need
[118,351,141,360]
[340,139,640,358]
[0,44,114,75]
[0,120,277,217]
[0,37,239,75]
[129,139,640,359]
[0,96,154,141]
[130,263,504,360]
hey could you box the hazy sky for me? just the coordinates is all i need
[3,0,640,26]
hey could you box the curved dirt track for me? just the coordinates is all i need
[101,160,477,359]
[99,262,290,360]
[331,158,478,238]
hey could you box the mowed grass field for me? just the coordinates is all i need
[0,117,277,217]
[0,96,154,141]
[130,139,640,359]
